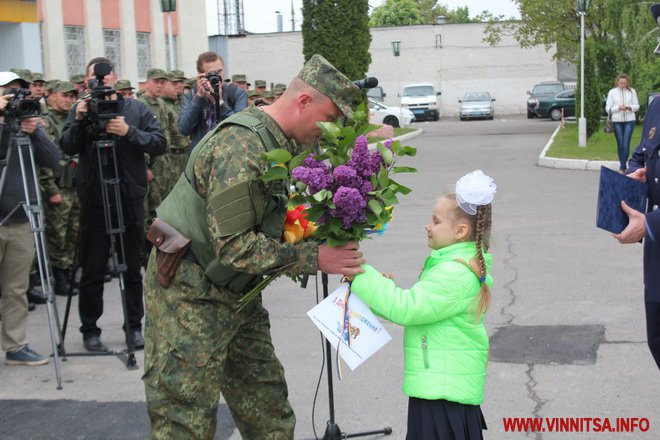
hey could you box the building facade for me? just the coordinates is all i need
[0,0,208,86]
[214,22,563,116]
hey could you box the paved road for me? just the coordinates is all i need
[2,115,658,439]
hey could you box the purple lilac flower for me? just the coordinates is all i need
[292,166,333,194]
[302,154,327,170]
[332,186,367,229]
[348,135,373,178]
[359,179,373,197]
[333,165,361,189]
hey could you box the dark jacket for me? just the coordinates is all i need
[0,122,61,224]
[60,97,166,203]
[178,82,247,148]
[628,97,660,302]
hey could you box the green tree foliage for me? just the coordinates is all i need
[302,0,372,80]
[576,39,603,138]
[371,0,480,27]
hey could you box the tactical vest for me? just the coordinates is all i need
[156,112,289,293]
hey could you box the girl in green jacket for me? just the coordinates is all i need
[350,170,496,440]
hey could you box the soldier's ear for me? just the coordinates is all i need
[297,92,313,112]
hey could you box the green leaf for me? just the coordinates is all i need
[377,143,394,165]
[389,178,413,195]
[262,149,292,164]
[366,211,378,224]
[377,167,389,189]
[289,194,307,206]
[318,122,341,144]
[368,199,383,216]
[392,166,417,173]
[260,166,289,182]
[389,140,402,155]
[289,149,311,172]
[378,189,399,205]
[312,189,329,202]
[401,146,417,157]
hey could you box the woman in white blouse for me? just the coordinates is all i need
[606,73,640,172]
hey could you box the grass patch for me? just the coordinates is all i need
[546,121,643,161]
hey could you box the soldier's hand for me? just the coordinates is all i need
[20,118,38,134]
[75,99,89,120]
[49,193,63,205]
[106,116,129,137]
[318,242,365,276]
[613,201,647,244]
[628,168,646,183]
[146,168,154,182]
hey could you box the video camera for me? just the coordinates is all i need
[1,88,41,121]
[84,62,120,134]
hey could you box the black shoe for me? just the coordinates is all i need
[27,301,35,312]
[103,273,112,283]
[52,268,72,296]
[83,335,109,352]
[128,329,144,350]
[26,288,47,305]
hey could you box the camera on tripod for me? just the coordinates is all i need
[84,62,120,133]
[1,88,40,121]
[205,70,222,89]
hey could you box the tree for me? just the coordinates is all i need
[576,39,603,138]
[370,0,424,27]
[302,0,372,81]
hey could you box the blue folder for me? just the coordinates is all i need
[597,166,648,234]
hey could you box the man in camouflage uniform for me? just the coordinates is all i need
[40,81,80,295]
[115,79,136,99]
[273,83,287,102]
[231,73,248,91]
[247,89,262,106]
[143,54,365,439]
[254,79,267,95]
[70,73,86,96]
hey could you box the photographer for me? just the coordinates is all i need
[0,71,60,366]
[60,57,166,352]
[178,51,247,148]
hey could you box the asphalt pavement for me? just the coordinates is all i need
[1,115,658,439]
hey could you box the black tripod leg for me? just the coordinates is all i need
[320,272,392,440]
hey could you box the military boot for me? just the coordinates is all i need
[52,268,72,296]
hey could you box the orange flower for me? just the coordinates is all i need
[282,205,316,243]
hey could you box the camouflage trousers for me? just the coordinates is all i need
[44,186,79,270]
[142,252,295,440]
[146,153,188,229]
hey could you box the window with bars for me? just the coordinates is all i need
[103,29,121,77]
[136,32,151,80]
[64,26,85,77]
[165,35,178,70]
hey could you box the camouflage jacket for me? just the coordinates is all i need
[160,96,188,151]
[40,108,76,195]
[191,105,318,279]
[137,91,170,166]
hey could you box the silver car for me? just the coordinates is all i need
[459,91,495,120]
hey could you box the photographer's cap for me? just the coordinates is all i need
[232,74,247,83]
[0,71,29,88]
[146,68,168,80]
[297,54,359,119]
[255,80,266,88]
[115,79,134,90]
[652,3,660,23]
[52,81,78,94]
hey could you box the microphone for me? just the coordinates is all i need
[353,77,379,89]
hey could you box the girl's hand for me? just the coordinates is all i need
[381,272,395,280]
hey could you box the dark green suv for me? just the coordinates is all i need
[526,81,566,118]
[533,89,575,121]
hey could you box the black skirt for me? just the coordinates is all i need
[406,397,487,440]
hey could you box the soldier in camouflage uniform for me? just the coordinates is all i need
[143,54,365,439]
[70,73,86,96]
[137,68,170,233]
[115,79,136,99]
[40,81,80,295]
[157,72,189,197]
[254,79,267,95]
[247,89,262,106]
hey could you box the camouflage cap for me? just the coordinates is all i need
[273,83,287,95]
[232,74,247,83]
[10,68,32,83]
[247,89,262,98]
[170,69,186,81]
[31,72,45,83]
[70,73,86,84]
[184,78,196,89]
[115,79,135,90]
[52,81,78,94]
[45,79,60,92]
[254,80,266,88]
[263,90,275,99]
[297,54,359,118]
[146,68,168,80]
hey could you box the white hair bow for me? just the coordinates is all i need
[455,170,496,215]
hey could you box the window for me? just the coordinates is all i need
[136,32,151,80]
[103,29,121,77]
[64,26,85,77]
[165,35,177,70]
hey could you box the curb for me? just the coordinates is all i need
[537,123,619,171]
[368,128,424,147]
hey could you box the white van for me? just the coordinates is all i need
[400,83,441,121]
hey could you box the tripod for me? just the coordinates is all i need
[58,134,138,370]
[319,272,392,439]
[0,129,64,389]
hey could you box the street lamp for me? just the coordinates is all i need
[391,40,401,57]
[160,0,176,70]
[577,0,589,147]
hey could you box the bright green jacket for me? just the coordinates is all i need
[350,241,492,405]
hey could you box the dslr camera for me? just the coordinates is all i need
[1,88,40,122]
[84,62,120,134]
[205,70,223,89]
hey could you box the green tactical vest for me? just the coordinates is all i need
[156,112,289,294]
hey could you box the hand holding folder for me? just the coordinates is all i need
[596,166,648,234]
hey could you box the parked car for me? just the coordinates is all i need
[533,89,575,121]
[526,81,566,118]
[400,83,441,121]
[459,91,495,120]
[369,99,415,127]
[366,86,386,102]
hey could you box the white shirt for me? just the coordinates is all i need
[606,87,640,122]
